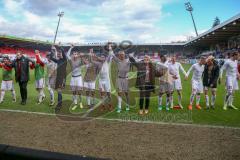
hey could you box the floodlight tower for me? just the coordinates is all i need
[185,2,198,36]
[53,11,64,44]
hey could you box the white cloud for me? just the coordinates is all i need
[3,0,23,12]
[164,29,208,43]
[0,16,7,23]
[0,0,198,43]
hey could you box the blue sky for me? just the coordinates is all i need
[0,0,239,43]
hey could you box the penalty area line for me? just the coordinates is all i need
[0,108,239,130]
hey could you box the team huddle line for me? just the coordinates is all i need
[0,44,239,115]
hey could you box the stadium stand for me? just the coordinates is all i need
[0,35,51,58]
[184,13,240,58]
[0,46,48,57]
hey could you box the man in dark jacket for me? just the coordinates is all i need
[129,54,167,115]
[11,51,33,105]
[129,55,155,114]
[202,55,220,109]
[50,45,70,110]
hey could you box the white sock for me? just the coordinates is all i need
[0,91,5,101]
[11,90,16,100]
[158,96,162,106]
[79,95,82,103]
[40,89,45,97]
[91,96,95,105]
[38,89,45,102]
[48,88,54,102]
[87,96,91,105]
[72,95,77,105]
[211,95,216,106]
[170,95,174,107]
[38,91,42,102]
[178,94,182,105]
[224,93,231,106]
[229,95,233,106]
[196,94,201,105]
[117,96,122,109]
[205,95,209,107]
[166,96,170,107]
[190,93,195,105]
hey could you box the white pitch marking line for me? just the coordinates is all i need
[0,108,240,130]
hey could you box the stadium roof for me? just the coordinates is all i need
[184,13,240,47]
[63,42,185,47]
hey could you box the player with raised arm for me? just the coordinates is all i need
[50,45,69,110]
[45,52,57,106]
[109,48,130,113]
[186,56,206,110]
[83,49,102,108]
[0,55,16,103]
[168,55,187,109]
[220,51,240,110]
[30,50,46,104]
[94,44,113,111]
[66,44,85,110]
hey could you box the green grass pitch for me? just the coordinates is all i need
[0,63,239,127]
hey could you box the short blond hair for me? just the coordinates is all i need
[206,55,214,62]
[144,55,150,59]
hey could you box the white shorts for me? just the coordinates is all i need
[99,79,111,92]
[204,86,217,92]
[116,78,128,92]
[70,76,83,91]
[192,79,203,94]
[159,82,173,93]
[226,76,239,92]
[84,81,96,91]
[46,76,56,89]
[173,79,182,90]
[1,80,14,91]
[35,78,45,89]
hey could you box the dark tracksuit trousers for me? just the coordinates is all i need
[139,83,153,110]
[18,81,28,103]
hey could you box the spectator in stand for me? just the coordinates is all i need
[11,51,33,105]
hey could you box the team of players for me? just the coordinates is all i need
[0,46,239,114]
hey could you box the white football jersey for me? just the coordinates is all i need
[220,59,238,78]
[99,56,112,81]
[168,62,187,79]
[186,63,204,81]
[46,60,57,77]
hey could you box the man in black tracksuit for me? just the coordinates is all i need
[11,51,33,105]
[202,56,220,109]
